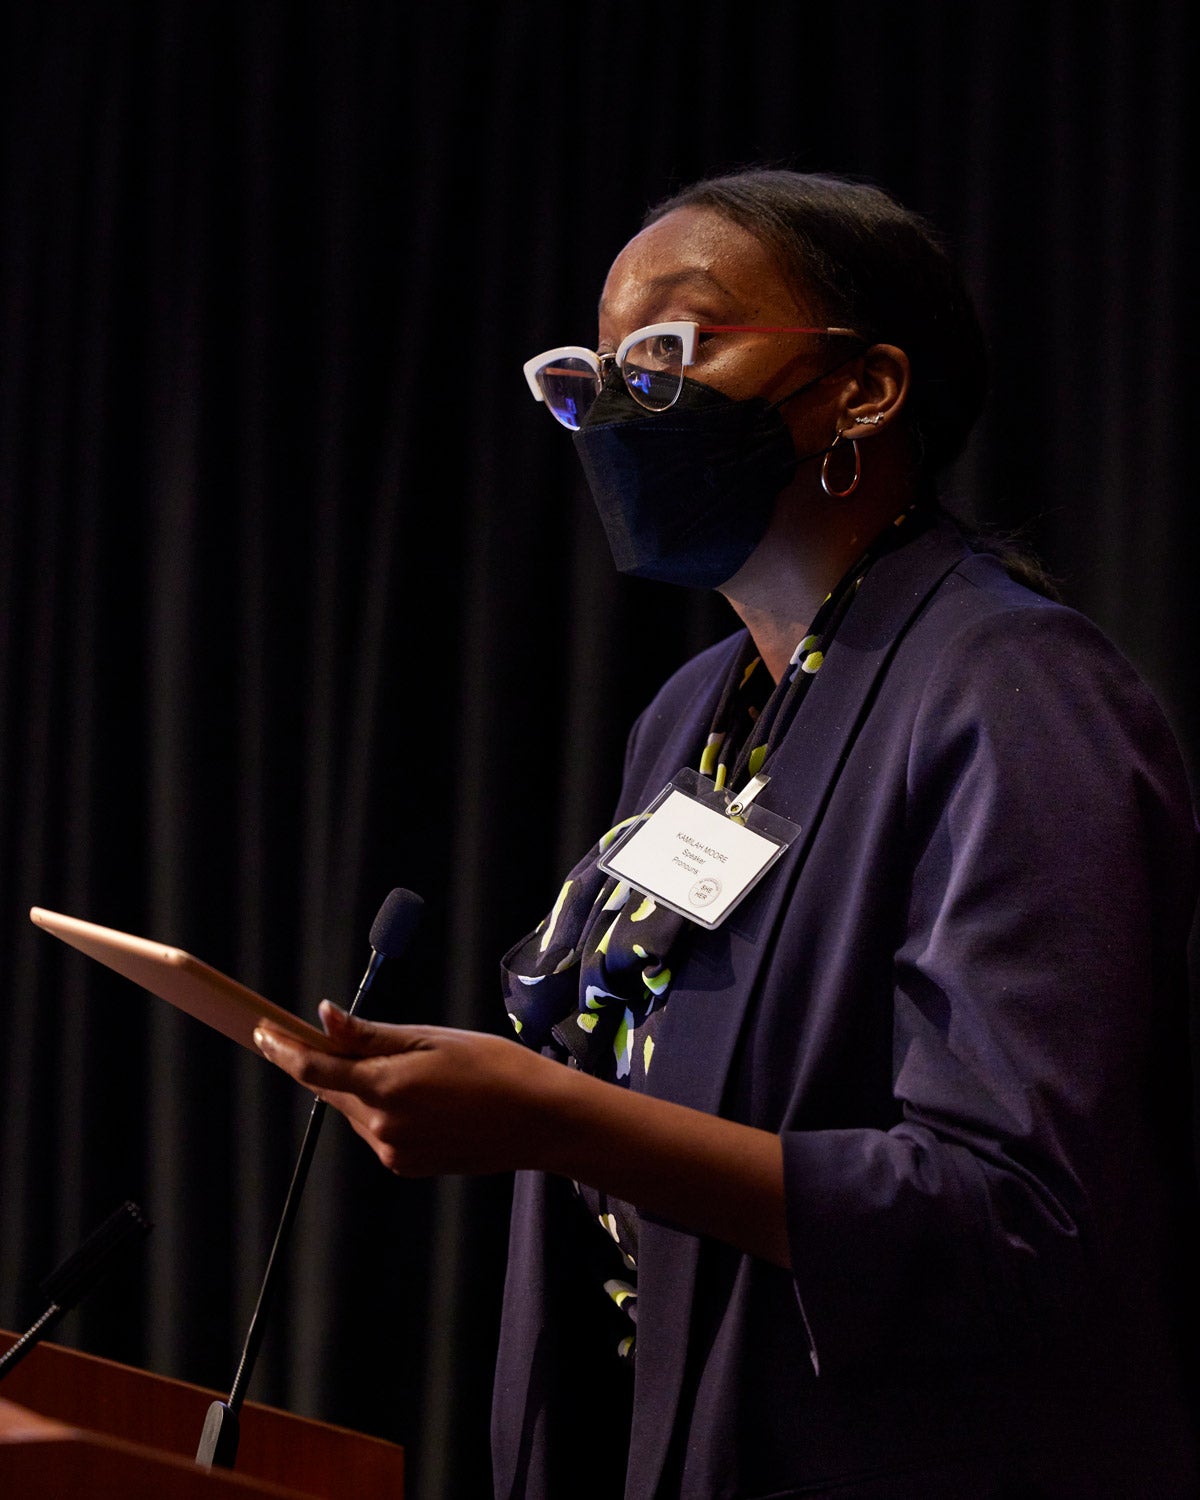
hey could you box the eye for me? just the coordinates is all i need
[643,333,684,365]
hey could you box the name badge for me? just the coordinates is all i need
[598,768,799,929]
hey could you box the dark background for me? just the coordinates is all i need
[1,3,1195,1497]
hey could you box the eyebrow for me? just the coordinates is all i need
[598,266,734,318]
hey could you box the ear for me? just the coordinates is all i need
[836,343,910,437]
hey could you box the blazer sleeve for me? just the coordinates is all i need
[781,600,1200,1374]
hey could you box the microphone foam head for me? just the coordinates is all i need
[370,887,425,958]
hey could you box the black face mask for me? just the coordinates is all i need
[573,370,831,590]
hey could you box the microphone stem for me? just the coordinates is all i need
[0,1304,64,1379]
[225,948,384,1415]
[226,1096,325,1412]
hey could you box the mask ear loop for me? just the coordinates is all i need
[820,430,861,498]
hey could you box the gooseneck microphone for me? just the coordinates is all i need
[195,888,425,1470]
[0,1200,152,1380]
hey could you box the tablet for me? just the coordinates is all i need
[29,906,338,1055]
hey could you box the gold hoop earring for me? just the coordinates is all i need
[821,432,861,499]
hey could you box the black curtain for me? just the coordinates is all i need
[1,4,1195,1497]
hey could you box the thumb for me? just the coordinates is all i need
[317,999,393,1055]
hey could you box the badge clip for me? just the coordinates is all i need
[727,773,770,819]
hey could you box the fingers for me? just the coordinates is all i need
[253,1020,426,1173]
[316,1000,377,1054]
[316,1000,437,1058]
[253,1023,353,1090]
[253,1017,433,1100]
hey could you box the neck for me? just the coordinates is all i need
[718,476,918,682]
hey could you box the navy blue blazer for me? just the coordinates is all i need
[492,519,1200,1499]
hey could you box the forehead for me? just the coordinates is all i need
[598,205,806,332]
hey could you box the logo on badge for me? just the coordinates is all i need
[689,878,721,908]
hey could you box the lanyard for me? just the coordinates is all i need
[702,504,929,807]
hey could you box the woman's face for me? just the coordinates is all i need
[597,205,843,423]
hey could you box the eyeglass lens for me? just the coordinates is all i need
[620,330,686,412]
[534,331,689,429]
[536,356,601,431]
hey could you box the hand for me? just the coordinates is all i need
[253,1001,562,1177]
[256,1001,789,1266]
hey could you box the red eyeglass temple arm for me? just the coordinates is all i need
[698,324,864,337]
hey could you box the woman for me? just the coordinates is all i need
[253,170,1200,1498]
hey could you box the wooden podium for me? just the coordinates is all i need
[0,1329,405,1497]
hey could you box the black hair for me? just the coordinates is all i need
[643,168,988,480]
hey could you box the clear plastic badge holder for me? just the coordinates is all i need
[597,767,800,930]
